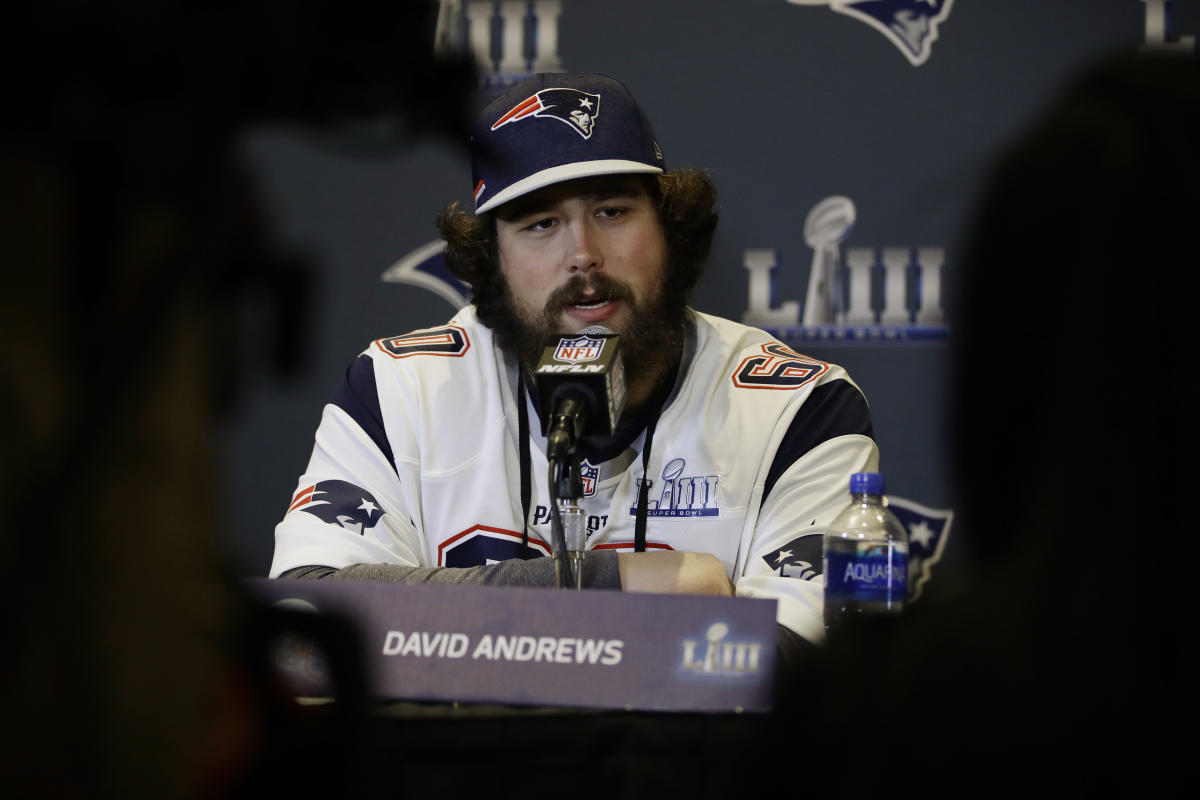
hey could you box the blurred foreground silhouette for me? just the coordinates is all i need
[781,50,1199,796]
[2,3,472,796]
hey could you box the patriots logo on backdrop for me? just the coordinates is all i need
[787,0,955,67]
[491,88,602,139]
[288,480,385,535]
[885,495,953,600]
[763,532,824,580]
[555,334,604,363]
[380,240,472,310]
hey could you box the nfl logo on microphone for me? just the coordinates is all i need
[555,335,605,363]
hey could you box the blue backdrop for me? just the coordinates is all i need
[220,0,1199,581]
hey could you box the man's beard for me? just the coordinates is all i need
[489,271,688,401]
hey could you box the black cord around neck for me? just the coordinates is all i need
[518,378,532,554]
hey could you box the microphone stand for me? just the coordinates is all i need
[560,453,586,589]
[548,453,585,589]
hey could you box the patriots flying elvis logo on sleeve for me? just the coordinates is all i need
[763,532,824,580]
[491,88,602,139]
[288,480,385,535]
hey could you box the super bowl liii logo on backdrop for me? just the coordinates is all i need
[435,0,564,87]
[742,195,948,343]
[1140,0,1196,53]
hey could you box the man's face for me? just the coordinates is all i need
[494,175,669,350]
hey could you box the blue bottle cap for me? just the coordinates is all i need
[849,472,884,494]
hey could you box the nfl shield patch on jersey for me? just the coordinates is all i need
[579,458,600,498]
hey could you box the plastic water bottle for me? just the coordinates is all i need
[823,472,909,630]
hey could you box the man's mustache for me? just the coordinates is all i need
[543,274,636,316]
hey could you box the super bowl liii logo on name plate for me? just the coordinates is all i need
[680,622,764,676]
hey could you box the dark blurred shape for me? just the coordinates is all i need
[952,50,1198,571]
[775,50,1198,796]
[222,600,371,798]
[2,2,473,797]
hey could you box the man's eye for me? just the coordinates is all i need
[596,206,626,219]
[524,217,556,232]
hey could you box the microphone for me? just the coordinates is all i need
[533,325,626,589]
[533,325,626,461]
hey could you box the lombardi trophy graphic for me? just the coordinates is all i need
[801,196,856,326]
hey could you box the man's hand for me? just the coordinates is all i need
[617,551,733,596]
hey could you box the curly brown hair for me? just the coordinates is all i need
[435,169,718,332]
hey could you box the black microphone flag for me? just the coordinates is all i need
[533,326,626,449]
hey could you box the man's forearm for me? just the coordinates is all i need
[278,551,622,589]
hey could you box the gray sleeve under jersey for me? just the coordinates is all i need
[278,550,622,589]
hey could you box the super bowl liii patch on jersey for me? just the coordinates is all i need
[631,457,720,518]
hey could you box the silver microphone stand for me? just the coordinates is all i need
[551,454,586,589]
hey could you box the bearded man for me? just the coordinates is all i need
[270,73,878,659]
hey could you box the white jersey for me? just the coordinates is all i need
[271,306,878,644]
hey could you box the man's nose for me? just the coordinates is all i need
[566,222,602,273]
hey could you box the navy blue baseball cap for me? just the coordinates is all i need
[470,73,665,214]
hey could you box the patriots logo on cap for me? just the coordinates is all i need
[491,88,602,139]
[287,480,385,536]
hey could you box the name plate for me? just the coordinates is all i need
[246,579,778,713]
